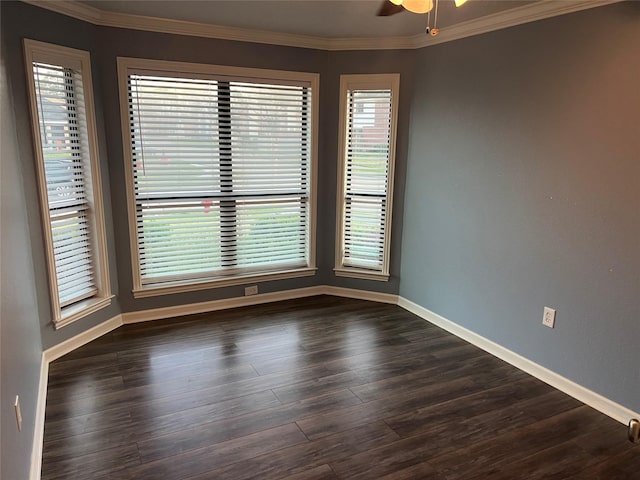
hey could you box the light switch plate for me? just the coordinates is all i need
[14,396,22,432]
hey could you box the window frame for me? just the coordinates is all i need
[23,39,112,328]
[117,57,319,298]
[334,73,400,281]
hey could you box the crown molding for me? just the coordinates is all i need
[413,0,621,48]
[23,0,621,51]
[24,0,103,24]
[99,9,335,50]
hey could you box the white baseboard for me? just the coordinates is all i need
[122,286,326,324]
[43,314,123,363]
[121,286,398,324]
[322,286,398,304]
[32,314,123,480]
[29,357,49,480]
[397,296,640,426]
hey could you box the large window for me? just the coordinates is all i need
[118,59,318,296]
[335,74,399,281]
[24,40,111,327]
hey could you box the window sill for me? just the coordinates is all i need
[334,268,389,282]
[133,267,318,299]
[54,295,115,330]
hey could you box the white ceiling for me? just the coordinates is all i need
[82,0,537,38]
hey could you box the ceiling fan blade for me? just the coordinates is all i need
[377,1,404,16]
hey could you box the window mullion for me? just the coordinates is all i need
[218,81,237,268]
[300,88,309,261]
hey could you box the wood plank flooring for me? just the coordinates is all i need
[42,296,638,479]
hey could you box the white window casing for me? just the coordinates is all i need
[24,39,112,328]
[117,58,318,297]
[335,74,400,281]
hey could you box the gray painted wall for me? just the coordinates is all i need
[2,7,637,476]
[319,50,415,293]
[94,28,415,311]
[1,1,411,343]
[1,2,121,349]
[94,26,328,313]
[1,40,44,480]
[400,2,640,411]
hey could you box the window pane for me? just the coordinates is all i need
[138,201,222,282]
[341,87,393,273]
[230,83,309,195]
[33,62,97,306]
[236,198,307,269]
[129,75,221,199]
[128,72,312,285]
[343,197,386,269]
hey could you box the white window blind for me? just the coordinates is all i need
[126,71,312,286]
[336,75,399,279]
[33,62,97,307]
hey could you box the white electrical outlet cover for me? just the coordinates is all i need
[244,285,258,296]
[543,307,556,328]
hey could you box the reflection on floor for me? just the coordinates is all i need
[42,295,638,479]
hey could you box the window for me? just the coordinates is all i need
[117,58,318,297]
[335,74,400,281]
[24,40,111,327]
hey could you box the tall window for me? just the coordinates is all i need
[24,40,111,327]
[118,59,318,296]
[335,74,400,281]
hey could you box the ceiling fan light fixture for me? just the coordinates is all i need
[401,0,434,14]
[389,0,403,5]
[454,0,468,7]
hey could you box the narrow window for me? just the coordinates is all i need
[335,74,400,281]
[24,40,111,327]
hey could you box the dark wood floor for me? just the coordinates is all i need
[42,296,638,479]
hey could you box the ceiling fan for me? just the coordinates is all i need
[377,0,468,36]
